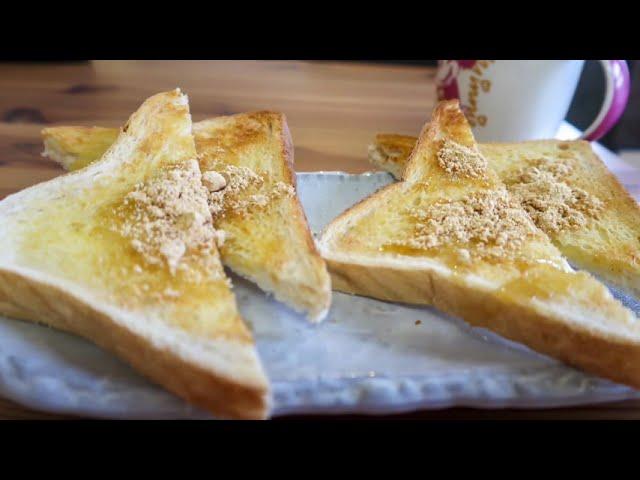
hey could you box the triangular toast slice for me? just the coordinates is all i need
[320,100,640,389]
[193,113,331,321]
[370,133,640,298]
[41,113,331,322]
[0,90,270,419]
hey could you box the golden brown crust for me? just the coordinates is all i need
[279,113,332,300]
[277,113,330,289]
[0,269,268,419]
[327,256,640,389]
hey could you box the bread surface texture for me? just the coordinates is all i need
[42,126,119,171]
[369,134,640,297]
[321,100,640,389]
[193,113,331,321]
[0,90,270,419]
[41,113,331,322]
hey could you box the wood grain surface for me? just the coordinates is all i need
[1,60,638,420]
[0,60,437,200]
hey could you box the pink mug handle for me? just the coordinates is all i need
[581,60,630,141]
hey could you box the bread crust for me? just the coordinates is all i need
[0,268,269,419]
[195,111,332,322]
[273,113,332,320]
[326,255,640,389]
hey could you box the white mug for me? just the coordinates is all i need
[436,60,630,142]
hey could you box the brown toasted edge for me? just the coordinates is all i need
[326,255,640,390]
[278,114,320,254]
[274,112,332,318]
[0,268,270,420]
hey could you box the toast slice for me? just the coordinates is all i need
[42,126,119,171]
[41,114,331,322]
[0,90,270,419]
[368,133,417,180]
[370,134,640,297]
[320,100,640,389]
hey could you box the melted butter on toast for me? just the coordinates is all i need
[39,110,331,321]
[329,101,597,287]
[369,134,640,296]
[17,91,251,342]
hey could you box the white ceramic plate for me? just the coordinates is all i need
[1,165,640,418]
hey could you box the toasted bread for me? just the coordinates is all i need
[0,90,270,419]
[320,100,640,389]
[41,114,331,322]
[370,134,640,298]
[368,134,417,179]
[42,126,119,171]
[193,114,331,321]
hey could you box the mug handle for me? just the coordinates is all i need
[580,60,630,141]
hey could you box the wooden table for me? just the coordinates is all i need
[0,60,638,420]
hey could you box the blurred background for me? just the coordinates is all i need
[3,60,637,152]
[371,60,640,152]
[1,59,638,197]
